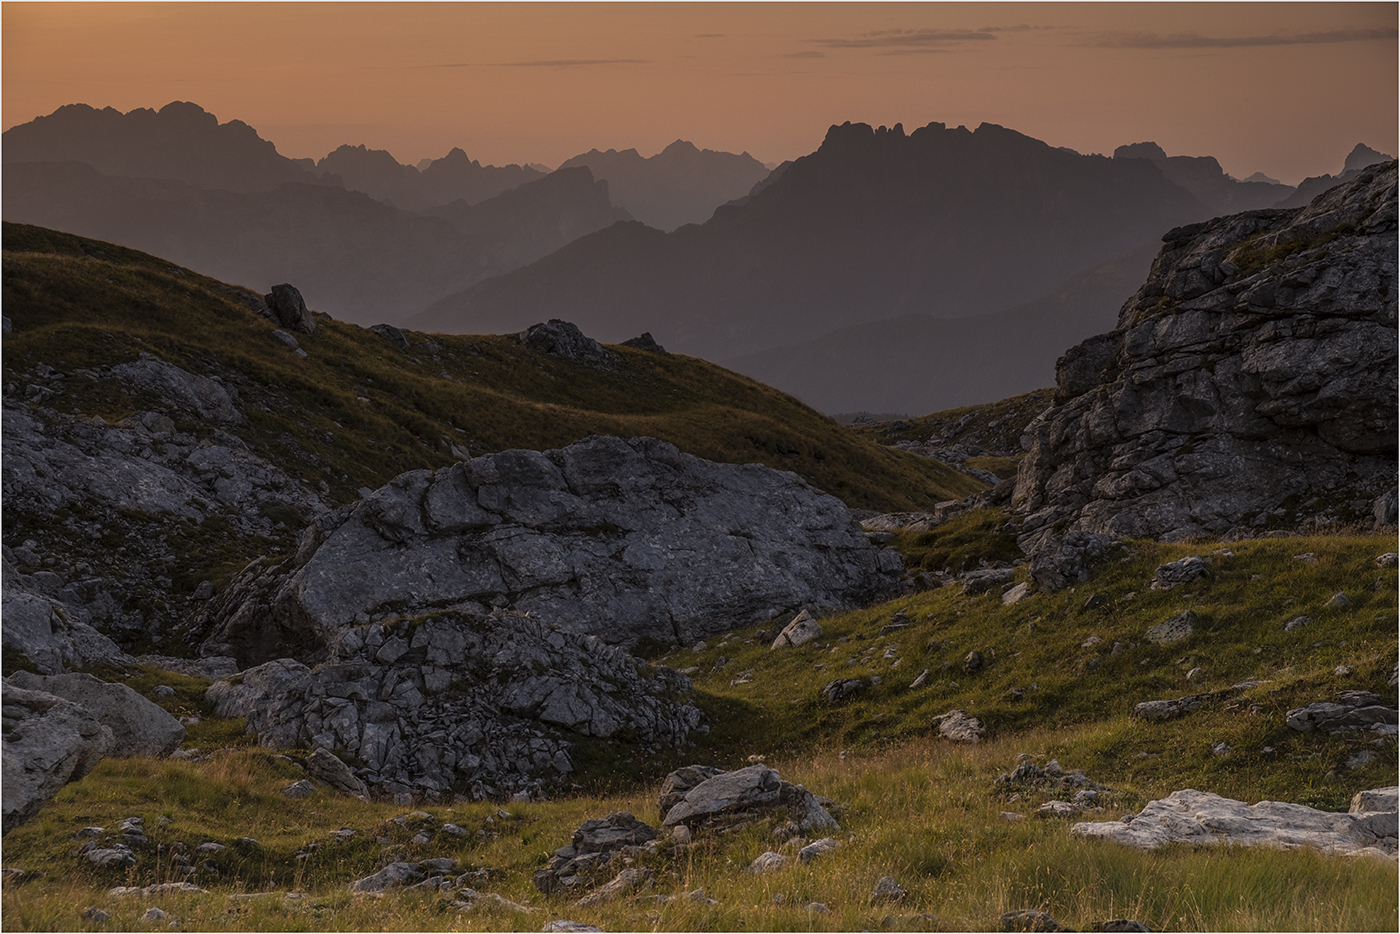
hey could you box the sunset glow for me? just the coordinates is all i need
[4,2,1396,183]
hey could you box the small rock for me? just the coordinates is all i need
[1375,553,1398,568]
[963,650,984,673]
[1145,610,1196,645]
[1324,592,1350,609]
[541,923,603,933]
[283,780,313,799]
[1037,800,1081,818]
[747,851,788,875]
[910,669,930,689]
[1000,811,1026,822]
[798,837,839,864]
[1185,667,1203,680]
[1283,616,1311,632]
[141,908,167,923]
[153,685,176,698]
[82,908,110,922]
[869,875,906,903]
[1001,908,1065,931]
[806,902,830,914]
[1099,921,1152,933]
[1002,582,1033,605]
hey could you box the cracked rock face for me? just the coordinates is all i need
[2,680,115,835]
[198,434,902,667]
[1014,163,1397,549]
[206,611,700,799]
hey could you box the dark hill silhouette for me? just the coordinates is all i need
[2,161,630,325]
[557,140,770,230]
[316,144,546,211]
[1,102,330,193]
[723,242,1160,415]
[1276,144,1395,208]
[410,120,1211,362]
[1112,141,1293,213]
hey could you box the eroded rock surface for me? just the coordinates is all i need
[199,435,902,666]
[1015,164,1397,557]
[1071,787,1399,857]
[2,680,114,835]
[206,611,700,799]
[6,672,183,757]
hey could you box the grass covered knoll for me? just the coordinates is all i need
[1,221,980,515]
[4,526,1395,931]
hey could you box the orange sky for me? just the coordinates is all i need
[4,2,1396,184]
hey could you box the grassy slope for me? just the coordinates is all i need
[4,525,1395,931]
[1,222,981,518]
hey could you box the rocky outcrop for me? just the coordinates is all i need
[6,672,184,758]
[518,320,615,367]
[205,611,701,799]
[198,434,903,666]
[263,284,315,334]
[2,354,326,662]
[2,680,114,834]
[534,812,658,896]
[1014,163,1397,554]
[1071,787,1398,858]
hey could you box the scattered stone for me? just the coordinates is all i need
[519,320,616,367]
[1145,610,1196,645]
[1376,553,1398,568]
[370,324,410,350]
[541,923,603,933]
[771,609,823,649]
[661,764,836,833]
[1002,908,1065,932]
[932,709,985,743]
[86,846,136,868]
[81,908,109,922]
[141,907,167,923]
[1150,556,1209,590]
[576,868,650,907]
[1071,788,1399,856]
[621,332,667,354]
[348,861,425,893]
[153,685,176,698]
[282,780,313,799]
[1185,667,1203,680]
[1210,742,1231,757]
[1000,811,1025,822]
[910,669,930,689]
[961,567,1017,596]
[868,875,906,903]
[798,837,839,864]
[1286,698,1397,735]
[304,747,369,798]
[1098,921,1151,933]
[1324,592,1350,609]
[747,851,788,875]
[820,678,865,705]
[962,650,984,673]
[1283,616,1312,632]
[1037,800,1082,819]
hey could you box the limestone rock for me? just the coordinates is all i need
[576,868,650,906]
[770,609,822,649]
[304,747,369,798]
[657,765,727,815]
[621,332,667,354]
[1145,610,1196,645]
[1071,788,1398,857]
[2,680,114,835]
[207,615,700,797]
[1,553,130,675]
[370,324,409,349]
[535,813,656,897]
[198,435,901,666]
[348,861,424,893]
[519,320,614,367]
[1351,787,1399,813]
[819,678,864,705]
[1285,698,1398,734]
[798,836,839,864]
[747,851,787,875]
[659,764,837,832]
[265,283,315,333]
[1014,164,1398,549]
[869,876,907,903]
[1150,556,1208,590]
[1133,696,1203,721]
[109,354,244,425]
[6,672,183,758]
[933,709,986,743]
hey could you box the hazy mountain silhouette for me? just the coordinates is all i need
[2,161,630,325]
[1276,143,1395,208]
[411,120,1211,362]
[723,242,1160,415]
[1,102,331,193]
[317,144,547,211]
[426,166,632,267]
[557,140,770,230]
[1112,141,1293,213]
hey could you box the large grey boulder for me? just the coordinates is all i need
[197,435,902,666]
[7,672,184,758]
[1014,163,1397,552]
[205,612,700,799]
[2,680,114,834]
[660,764,837,832]
[519,319,615,367]
[264,283,315,334]
[109,354,244,425]
[534,812,657,896]
[1071,787,1398,857]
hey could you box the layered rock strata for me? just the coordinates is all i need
[206,612,701,799]
[198,434,903,666]
[1014,163,1397,551]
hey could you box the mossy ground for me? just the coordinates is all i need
[4,527,1395,931]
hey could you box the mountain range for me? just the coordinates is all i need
[4,100,1391,415]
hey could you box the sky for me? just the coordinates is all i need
[3,2,1397,185]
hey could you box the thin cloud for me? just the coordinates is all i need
[812,28,998,50]
[1089,27,1397,49]
[781,50,827,59]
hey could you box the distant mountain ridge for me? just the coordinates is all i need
[316,144,547,211]
[1,101,332,193]
[1112,141,1293,213]
[411,120,1212,364]
[2,161,629,324]
[1277,143,1396,209]
[557,140,771,230]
